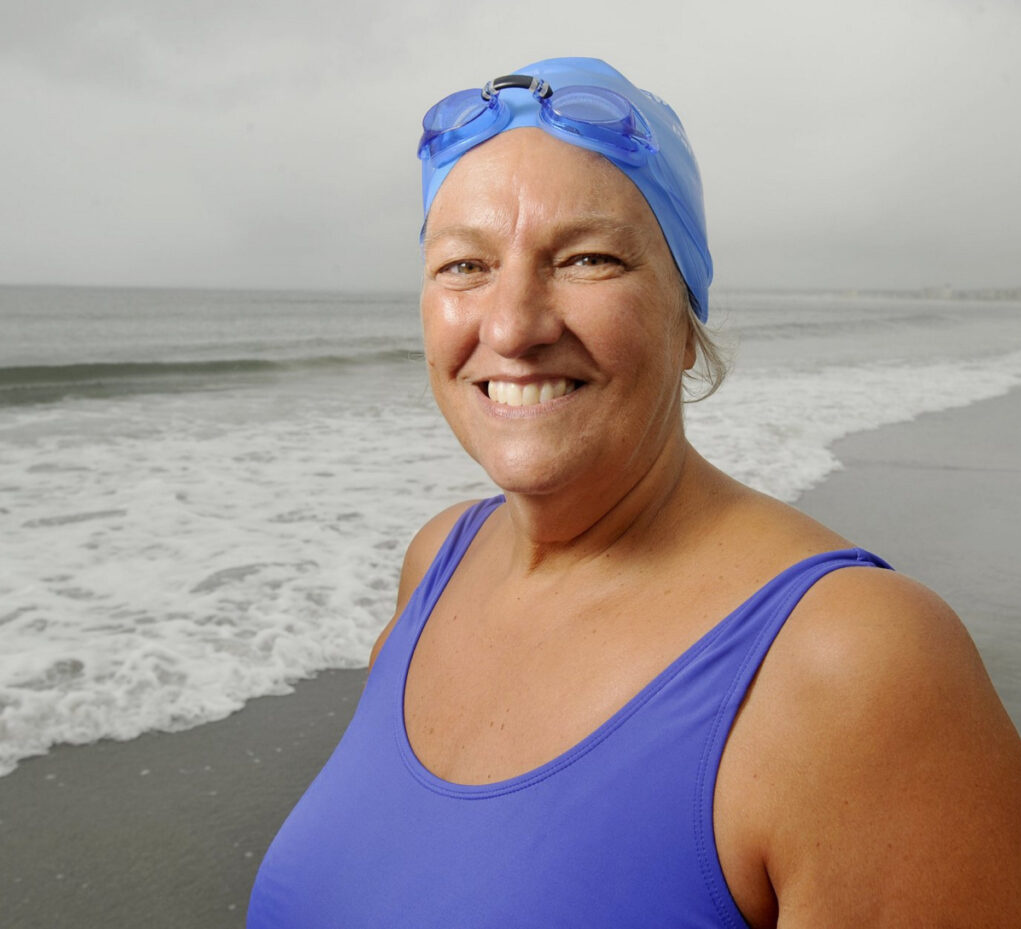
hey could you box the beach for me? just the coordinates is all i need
[2,386,1018,928]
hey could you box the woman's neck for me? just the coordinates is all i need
[499,435,730,576]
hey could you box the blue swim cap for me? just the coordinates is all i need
[419,57,713,322]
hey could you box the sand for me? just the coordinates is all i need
[1,388,1018,928]
[0,668,367,928]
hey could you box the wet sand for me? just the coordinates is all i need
[0,667,367,928]
[1,388,1018,928]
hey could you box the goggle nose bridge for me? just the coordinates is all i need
[481,74,553,102]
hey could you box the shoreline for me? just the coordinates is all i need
[1,387,1018,927]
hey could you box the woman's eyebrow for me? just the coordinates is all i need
[421,224,489,250]
[548,216,646,249]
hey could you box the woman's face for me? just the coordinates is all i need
[420,128,695,498]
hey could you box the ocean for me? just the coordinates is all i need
[2,284,1020,776]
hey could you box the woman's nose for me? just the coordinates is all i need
[478,261,563,358]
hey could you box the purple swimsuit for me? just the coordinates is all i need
[248,495,891,928]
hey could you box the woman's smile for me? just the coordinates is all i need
[483,376,577,407]
[420,128,693,496]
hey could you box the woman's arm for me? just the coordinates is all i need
[748,569,1021,926]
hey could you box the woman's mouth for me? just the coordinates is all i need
[484,378,579,407]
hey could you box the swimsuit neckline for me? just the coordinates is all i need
[393,496,873,799]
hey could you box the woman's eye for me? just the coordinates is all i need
[571,254,620,267]
[440,259,484,275]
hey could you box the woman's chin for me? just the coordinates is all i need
[474,451,589,499]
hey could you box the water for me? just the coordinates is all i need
[2,285,1020,775]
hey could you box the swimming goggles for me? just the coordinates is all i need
[418,73,659,168]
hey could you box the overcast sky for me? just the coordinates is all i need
[1,0,1018,292]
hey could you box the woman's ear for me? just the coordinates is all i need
[683,330,697,371]
[681,295,698,372]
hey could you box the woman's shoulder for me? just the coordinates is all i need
[732,563,1021,924]
[402,499,486,598]
[701,480,855,582]
[367,499,480,670]
[722,486,974,683]
[772,565,985,706]
[723,487,1009,774]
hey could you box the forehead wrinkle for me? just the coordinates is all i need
[422,204,515,252]
[543,214,650,250]
[424,214,649,255]
[423,130,661,256]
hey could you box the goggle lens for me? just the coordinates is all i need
[547,86,633,129]
[422,89,492,135]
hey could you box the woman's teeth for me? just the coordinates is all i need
[486,378,575,407]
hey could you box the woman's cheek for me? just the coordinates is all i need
[422,291,477,372]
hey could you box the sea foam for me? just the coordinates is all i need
[688,350,1021,501]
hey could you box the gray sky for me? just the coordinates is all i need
[1,0,1018,292]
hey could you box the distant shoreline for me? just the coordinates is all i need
[2,280,1020,301]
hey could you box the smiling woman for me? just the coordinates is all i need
[247,58,1021,929]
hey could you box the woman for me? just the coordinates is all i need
[248,58,1021,927]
